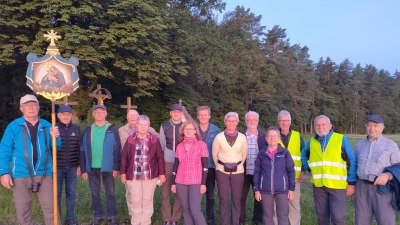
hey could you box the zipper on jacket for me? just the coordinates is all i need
[271,156,275,194]
[260,176,263,189]
[283,175,286,190]
[65,126,70,169]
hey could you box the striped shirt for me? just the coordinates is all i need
[245,132,259,175]
[355,135,400,180]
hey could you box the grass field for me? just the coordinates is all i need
[0,134,399,224]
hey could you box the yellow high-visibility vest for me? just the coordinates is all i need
[279,130,302,178]
[308,133,347,189]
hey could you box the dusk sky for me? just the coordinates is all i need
[221,0,399,75]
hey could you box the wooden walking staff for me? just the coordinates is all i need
[26,30,80,225]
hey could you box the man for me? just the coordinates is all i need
[0,94,60,225]
[196,106,221,225]
[276,110,305,225]
[57,105,81,225]
[239,111,265,225]
[159,104,183,225]
[80,105,121,225]
[354,114,400,225]
[118,109,158,223]
[301,115,356,225]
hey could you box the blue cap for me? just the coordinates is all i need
[93,105,106,111]
[366,114,384,124]
[58,105,72,113]
[170,104,182,111]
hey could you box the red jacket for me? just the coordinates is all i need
[120,132,165,180]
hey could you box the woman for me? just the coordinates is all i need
[120,115,166,225]
[212,112,248,225]
[171,120,209,225]
[253,126,295,225]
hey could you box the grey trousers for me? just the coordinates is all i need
[355,180,395,225]
[312,185,346,225]
[176,184,207,225]
[261,193,289,225]
[162,162,182,222]
[13,176,61,225]
[216,171,244,225]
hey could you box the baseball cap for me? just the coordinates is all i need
[170,104,182,111]
[366,114,384,124]
[93,105,106,111]
[20,94,38,105]
[58,105,72,113]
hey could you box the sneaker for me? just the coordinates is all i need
[107,217,119,225]
[65,218,78,225]
[90,218,103,225]
[162,222,171,225]
[207,220,216,225]
[123,216,131,224]
[171,222,179,225]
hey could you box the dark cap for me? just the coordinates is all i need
[58,105,72,113]
[170,104,182,111]
[366,114,384,124]
[93,105,106,111]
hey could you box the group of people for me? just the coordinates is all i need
[0,94,399,225]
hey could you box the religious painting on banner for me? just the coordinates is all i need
[26,30,79,100]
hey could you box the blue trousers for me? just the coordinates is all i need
[57,167,78,220]
[88,169,117,219]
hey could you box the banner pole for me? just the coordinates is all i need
[52,100,58,225]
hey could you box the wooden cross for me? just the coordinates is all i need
[120,96,137,113]
[44,30,61,46]
[178,99,183,105]
[54,96,78,106]
[89,84,111,105]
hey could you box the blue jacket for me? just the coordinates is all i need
[377,163,400,211]
[0,117,61,178]
[253,145,295,194]
[79,122,121,173]
[204,123,221,168]
[301,129,357,184]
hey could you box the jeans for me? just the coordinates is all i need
[88,169,117,219]
[205,168,216,223]
[57,167,78,220]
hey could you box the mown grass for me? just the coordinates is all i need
[0,134,399,224]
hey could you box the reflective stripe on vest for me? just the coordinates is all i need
[279,130,302,178]
[308,133,347,189]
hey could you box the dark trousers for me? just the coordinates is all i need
[216,171,244,225]
[206,168,216,223]
[176,184,207,225]
[88,169,117,219]
[261,194,288,225]
[162,162,182,222]
[355,180,395,225]
[240,174,263,223]
[313,185,346,225]
[57,167,78,220]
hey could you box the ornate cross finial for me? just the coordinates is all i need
[44,30,61,46]
[178,99,183,105]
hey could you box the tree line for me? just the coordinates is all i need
[1,0,399,136]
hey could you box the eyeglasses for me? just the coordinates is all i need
[246,119,258,122]
[226,120,238,123]
[184,128,196,131]
[266,135,280,139]
[278,120,290,123]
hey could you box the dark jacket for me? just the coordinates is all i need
[253,145,295,194]
[241,128,267,172]
[120,132,165,180]
[57,122,81,169]
[377,163,400,211]
[79,122,121,173]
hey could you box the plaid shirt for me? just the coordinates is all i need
[175,139,209,185]
[132,133,151,180]
[355,135,400,180]
[245,132,259,175]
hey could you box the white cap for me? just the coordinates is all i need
[20,94,38,106]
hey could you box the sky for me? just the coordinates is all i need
[220,0,399,75]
